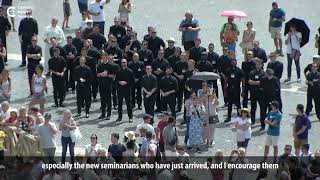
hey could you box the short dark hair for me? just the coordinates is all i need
[209,43,214,47]
[302,144,310,150]
[91,134,98,141]
[296,104,304,113]
[111,133,119,140]
[270,101,279,109]
[67,36,73,39]
[272,1,278,6]
[146,131,153,139]
[36,64,44,72]
[168,116,175,123]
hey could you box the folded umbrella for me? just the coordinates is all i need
[190,72,220,81]
[221,10,247,18]
[284,18,310,47]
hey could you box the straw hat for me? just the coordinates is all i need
[240,108,250,114]
[125,131,136,141]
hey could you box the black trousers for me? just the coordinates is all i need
[91,74,98,99]
[118,88,133,119]
[306,89,320,120]
[131,80,142,108]
[162,94,176,118]
[76,84,91,114]
[250,91,266,127]
[227,90,241,119]
[65,60,75,91]
[99,81,112,116]
[155,89,162,111]
[52,77,65,106]
[287,54,301,79]
[220,77,228,104]
[242,83,250,108]
[183,41,195,52]
[27,64,37,95]
[143,94,156,123]
[112,81,118,107]
[21,38,31,65]
[176,82,184,111]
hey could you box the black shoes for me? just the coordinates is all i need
[259,127,265,131]
[60,104,66,107]
[129,119,133,123]
[224,118,231,123]
[19,64,26,67]
[116,118,122,122]
[98,114,106,119]
[85,114,89,118]
[74,113,81,117]
[106,116,110,120]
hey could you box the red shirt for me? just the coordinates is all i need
[5,117,17,124]
[157,120,168,144]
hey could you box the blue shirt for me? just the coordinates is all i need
[270,8,285,27]
[266,111,282,136]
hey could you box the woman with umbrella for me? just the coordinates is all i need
[284,24,302,83]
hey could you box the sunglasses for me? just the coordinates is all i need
[111,41,116,43]
[121,62,126,63]
[247,54,253,55]
[91,137,97,140]
[32,39,37,41]
[168,41,174,43]
[152,32,157,33]
[143,44,148,45]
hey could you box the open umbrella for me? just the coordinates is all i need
[190,72,220,81]
[284,18,310,47]
[220,10,247,18]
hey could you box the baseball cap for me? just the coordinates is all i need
[44,113,52,120]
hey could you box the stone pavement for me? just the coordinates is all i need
[4,0,320,157]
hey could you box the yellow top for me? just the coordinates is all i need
[0,130,5,150]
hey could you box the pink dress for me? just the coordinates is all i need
[203,99,218,141]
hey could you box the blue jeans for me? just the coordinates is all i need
[77,0,88,13]
[184,116,191,144]
[61,136,75,164]
[93,21,105,35]
[225,42,236,52]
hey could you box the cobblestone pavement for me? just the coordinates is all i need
[5,0,320,157]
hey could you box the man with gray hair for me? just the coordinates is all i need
[179,11,201,51]
[36,113,58,163]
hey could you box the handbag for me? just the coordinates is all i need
[70,127,82,143]
[208,115,219,124]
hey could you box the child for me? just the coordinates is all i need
[79,12,88,31]
[62,0,71,29]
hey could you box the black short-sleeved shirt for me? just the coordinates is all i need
[208,52,219,73]
[48,56,66,79]
[88,47,101,65]
[251,47,267,63]
[108,143,126,164]
[82,28,93,39]
[173,60,188,76]
[115,67,134,89]
[18,17,38,40]
[104,46,123,65]
[267,61,284,80]
[63,44,77,63]
[306,71,320,90]
[304,63,320,74]
[241,60,256,80]
[218,55,232,74]
[126,40,142,61]
[128,60,145,80]
[167,55,180,69]
[160,75,178,93]
[73,56,95,73]
[189,46,206,62]
[73,65,92,86]
[226,66,244,91]
[109,25,127,43]
[86,32,106,50]
[138,48,154,66]
[248,69,266,92]
[141,74,157,95]
[26,45,42,66]
[151,58,169,79]
[97,62,118,83]
[164,47,175,59]
[49,45,66,58]
[72,37,84,56]
[196,60,213,72]
[147,36,166,57]
[260,76,280,98]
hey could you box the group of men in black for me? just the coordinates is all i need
[2,10,320,128]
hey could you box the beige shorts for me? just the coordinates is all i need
[270,27,282,39]
[265,135,279,146]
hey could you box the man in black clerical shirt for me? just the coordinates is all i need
[138,40,154,66]
[109,17,126,44]
[0,7,11,64]
[72,30,84,56]
[164,37,176,59]
[189,38,206,62]
[63,36,77,93]
[146,28,165,58]
[104,36,123,65]
[86,25,106,50]
[18,9,38,67]
[128,53,144,109]
[49,48,67,107]
[115,59,134,123]
[173,51,188,112]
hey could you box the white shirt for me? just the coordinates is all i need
[286,31,302,54]
[43,26,65,45]
[88,0,107,22]
[79,19,87,31]
[85,143,102,157]
[236,117,252,141]
[36,122,57,149]
[135,123,155,144]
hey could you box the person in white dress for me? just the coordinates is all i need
[118,0,131,26]
[29,65,47,114]
[235,108,252,149]
[43,17,65,75]
[85,134,102,162]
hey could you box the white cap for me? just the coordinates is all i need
[167,37,176,42]
[313,55,320,59]
[85,19,93,23]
